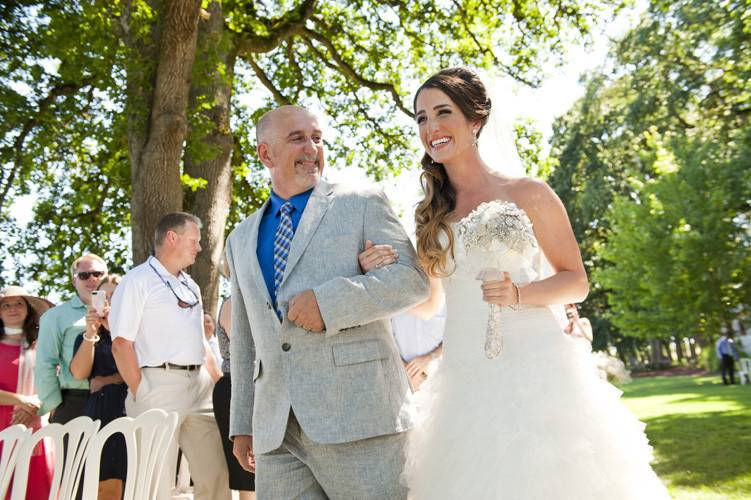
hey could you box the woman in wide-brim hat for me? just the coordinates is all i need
[0,285,55,499]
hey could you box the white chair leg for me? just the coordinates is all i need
[0,425,31,498]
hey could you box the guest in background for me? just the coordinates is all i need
[563,303,593,344]
[36,254,108,422]
[359,241,445,391]
[212,255,256,499]
[736,320,751,356]
[390,302,446,391]
[716,331,739,385]
[110,212,229,500]
[357,240,446,391]
[204,313,223,371]
[0,285,55,499]
[70,275,126,500]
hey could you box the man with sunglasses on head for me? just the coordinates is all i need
[109,212,230,500]
[36,253,108,423]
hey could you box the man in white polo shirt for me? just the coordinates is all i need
[110,212,229,500]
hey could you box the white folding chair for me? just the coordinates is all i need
[11,415,100,500]
[0,425,32,498]
[739,358,751,385]
[81,409,179,500]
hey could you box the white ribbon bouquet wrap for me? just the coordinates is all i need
[476,268,506,358]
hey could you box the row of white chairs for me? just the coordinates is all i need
[0,409,178,500]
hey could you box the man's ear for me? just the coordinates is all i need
[165,230,178,247]
[257,143,273,169]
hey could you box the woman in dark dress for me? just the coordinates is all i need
[212,256,255,499]
[213,298,256,498]
[70,275,127,500]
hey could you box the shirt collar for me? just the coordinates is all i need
[70,294,86,310]
[270,188,314,217]
[149,255,189,280]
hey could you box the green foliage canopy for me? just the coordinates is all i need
[0,0,616,297]
[549,0,750,348]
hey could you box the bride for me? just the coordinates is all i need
[361,67,670,499]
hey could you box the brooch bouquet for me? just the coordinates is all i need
[455,201,537,255]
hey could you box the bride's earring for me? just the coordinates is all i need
[472,129,479,147]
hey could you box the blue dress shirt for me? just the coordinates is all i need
[716,336,738,358]
[257,188,313,306]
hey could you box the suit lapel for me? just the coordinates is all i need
[247,199,273,305]
[281,180,334,286]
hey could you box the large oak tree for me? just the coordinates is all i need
[1,0,614,312]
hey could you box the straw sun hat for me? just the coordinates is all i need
[0,286,55,317]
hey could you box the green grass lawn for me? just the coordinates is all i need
[619,375,751,500]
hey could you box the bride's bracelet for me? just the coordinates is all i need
[511,283,522,310]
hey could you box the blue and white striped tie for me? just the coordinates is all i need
[273,202,294,319]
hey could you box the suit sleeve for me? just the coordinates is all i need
[314,190,430,337]
[227,234,256,438]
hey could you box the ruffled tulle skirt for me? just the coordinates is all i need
[404,306,670,500]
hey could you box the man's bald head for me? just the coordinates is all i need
[254,105,325,199]
[256,105,317,144]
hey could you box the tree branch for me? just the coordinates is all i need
[284,39,307,101]
[70,172,114,221]
[349,88,401,143]
[234,0,316,54]
[302,28,413,117]
[247,57,291,105]
[0,81,85,212]
[450,0,537,87]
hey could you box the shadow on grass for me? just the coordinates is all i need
[645,411,751,488]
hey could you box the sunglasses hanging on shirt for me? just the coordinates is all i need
[148,259,200,309]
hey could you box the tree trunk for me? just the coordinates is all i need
[649,338,662,365]
[184,2,236,316]
[125,0,202,265]
[675,337,685,361]
[660,339,672,363]
[684,338,694,360]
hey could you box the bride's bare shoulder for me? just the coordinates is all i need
[490,176,555,208]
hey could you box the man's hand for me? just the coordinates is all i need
[233,435,256,473]
[405,354,431,379]
[288,290,325,332]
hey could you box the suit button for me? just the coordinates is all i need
[266,303,272,310]
[281,343,291,352]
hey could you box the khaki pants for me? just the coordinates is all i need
[125,367,230,500]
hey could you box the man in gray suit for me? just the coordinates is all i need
[225,105,429,499]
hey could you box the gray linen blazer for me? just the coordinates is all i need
[225,180,430,454]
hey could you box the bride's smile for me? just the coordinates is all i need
[415,88,480,166]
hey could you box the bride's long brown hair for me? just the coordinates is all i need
[414,68,492,277]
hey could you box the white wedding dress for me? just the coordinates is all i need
[404,200,670,499]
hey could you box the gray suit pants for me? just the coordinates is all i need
[256,411,408,499]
